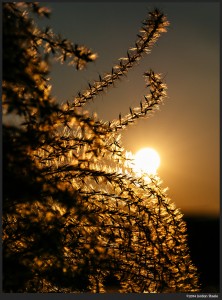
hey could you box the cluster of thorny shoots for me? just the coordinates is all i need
[3,2,200,293]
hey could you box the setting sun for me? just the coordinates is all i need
[134,148,160,175]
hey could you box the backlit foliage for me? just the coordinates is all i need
[3,2,200,293]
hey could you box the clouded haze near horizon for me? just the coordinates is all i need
[37,2,219,216]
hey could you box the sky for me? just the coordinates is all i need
[37,2,219,216]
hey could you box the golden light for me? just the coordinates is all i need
[134,147,160,175]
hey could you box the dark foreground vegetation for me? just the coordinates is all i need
[3,2,200,293]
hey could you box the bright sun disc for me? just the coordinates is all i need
[134,148,160,175]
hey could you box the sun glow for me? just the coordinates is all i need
[134,148,160,175]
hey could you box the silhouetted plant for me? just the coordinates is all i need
[3,2,200,293]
